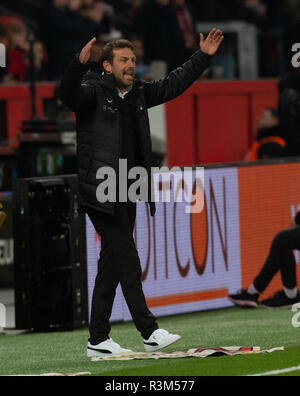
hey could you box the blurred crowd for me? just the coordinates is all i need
[0,0,299,83]
[0,0,299,161]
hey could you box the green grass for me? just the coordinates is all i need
[0,307,299,376]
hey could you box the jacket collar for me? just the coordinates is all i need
[85,70,143,97]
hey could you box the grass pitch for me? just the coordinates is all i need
[0,307,299,376]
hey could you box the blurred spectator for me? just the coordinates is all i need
[236,0,268,28]
[81,0,105,24]
[237,0,288,29]
[40,0,98,81]
[131,36,152,80]
[242,0,268,25]
[247,108,287,161]
[25,40,49,82]
[194,0,271,27]
[132,0,186,75]
[6,22,30,54]
[173,0,197,58]
[263,0,289,29]
[0,23,28,83]
[68,0,83,12]
[82,0,94,6]
[278,64,300,156]
[193,0,238,22]
[285,0,300,15]
[0,0,296,83]
[0,24,9,83]
[39,0,119,80]
[82,0,121,43]
[39,0,83,80]
[287,4,300,49]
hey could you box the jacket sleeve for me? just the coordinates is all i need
[143,50,212,109]
[58,55,96,113]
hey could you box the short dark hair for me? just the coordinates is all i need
[101,39,134,65]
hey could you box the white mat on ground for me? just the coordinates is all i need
[3,372,91,377]
[91,346,284,361]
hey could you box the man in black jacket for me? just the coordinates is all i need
[59,29,224,357]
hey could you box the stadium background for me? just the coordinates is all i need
[0,0,300,376]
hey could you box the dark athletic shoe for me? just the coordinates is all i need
[228,289,259,308]
[261,290,300,309]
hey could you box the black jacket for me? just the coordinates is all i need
[59,50,212,216]
[278,70,300,156]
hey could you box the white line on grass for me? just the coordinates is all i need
[248,365,300,376]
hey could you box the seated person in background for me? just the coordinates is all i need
[229,212,300,308]
[247,107,287,161]
[0,23,28,83]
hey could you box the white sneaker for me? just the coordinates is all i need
[87,338,133,358]
[143,329,181,352]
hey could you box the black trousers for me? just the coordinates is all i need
[87,202,158,345]
[254,226,300,293]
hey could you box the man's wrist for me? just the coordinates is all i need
[74,54,90,72]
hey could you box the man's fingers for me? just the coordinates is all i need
[218,35,225,44]
[200,28,224,54]
[212,29,223,40]
[85,37,97,49]
[207,28,217,40]
[88,37,97,45]
[207,29,223,41]
[82,37,96,55]
[80,38,97,64]
[215,30,223,40]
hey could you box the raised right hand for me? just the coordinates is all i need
[79,37,97,64]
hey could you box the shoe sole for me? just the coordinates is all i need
[144,335,181,353]
[87,348,133,358]
[228,297,258,308]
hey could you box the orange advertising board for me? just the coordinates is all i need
[238,162,300,299]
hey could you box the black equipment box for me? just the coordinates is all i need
[13,175,88,331]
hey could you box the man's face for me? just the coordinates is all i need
[103,48,137,92]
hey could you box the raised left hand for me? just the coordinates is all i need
[200,28,224,56]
